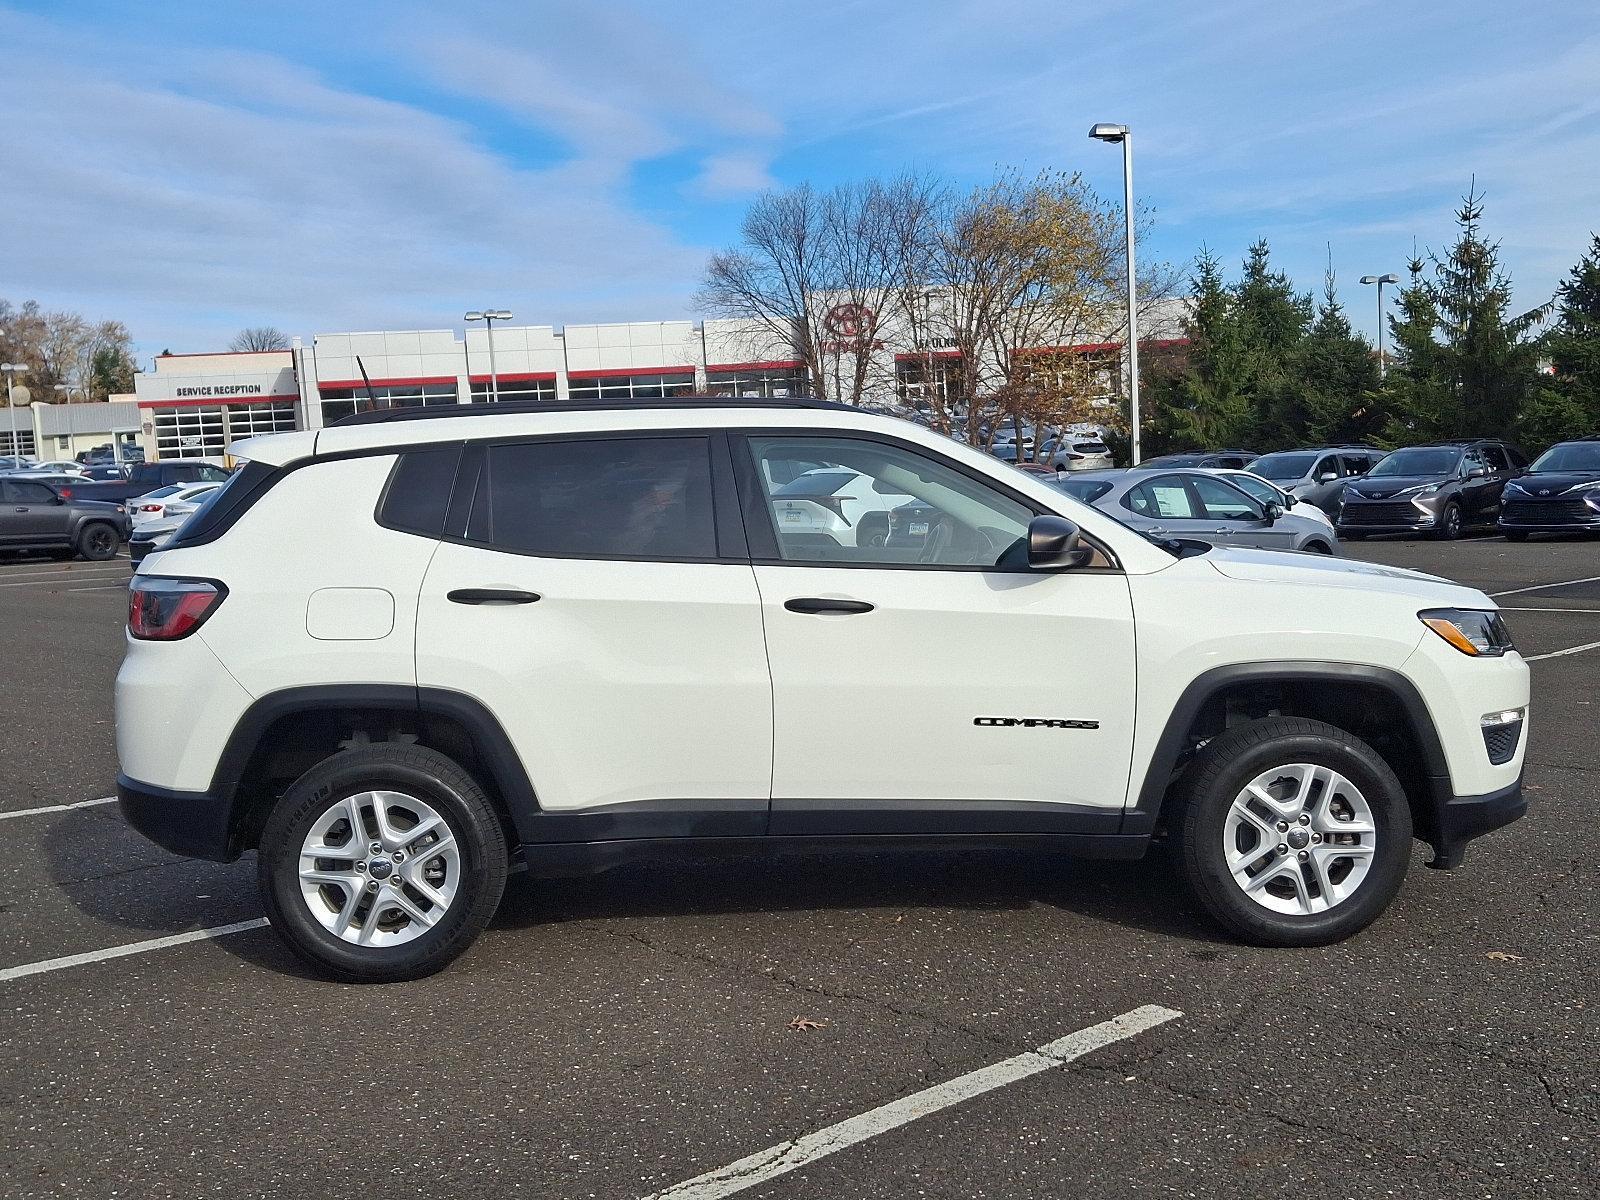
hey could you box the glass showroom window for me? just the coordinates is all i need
[705,367,809,398]
[0,426,35,457]
[894,356,964,405]
[567,372,696,400]
[319,383,458,423]
[469,377,557,403]
[226,401,298,439]
[155,406,228,458]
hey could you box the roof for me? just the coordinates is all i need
[331,395,849,427]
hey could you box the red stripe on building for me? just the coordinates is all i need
[138,393,300,410]
[316,376,458,391]
[467,371,557,384]
[565,365,696,380]
[704,360,804,372]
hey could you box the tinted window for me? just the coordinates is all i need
[381,445,461,536]
[10,481,56,504]
[469,437,716,560]
[1313,455,1339,479]
[1339,454,1373,476]
[1125,476,1201,520]
[1191,474,1262,520]
[1246,452,1315,482]
[1480,445,1509,472]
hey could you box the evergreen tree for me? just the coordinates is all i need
[1522,232,1600,448]
[1232,240,1314,447]
[1146,249,1252,450]
[1384,254,1458,442]
[1298,258,1381,444]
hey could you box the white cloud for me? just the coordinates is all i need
[687,152,777,199]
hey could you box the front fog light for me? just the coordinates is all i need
[1481,708,1525,727]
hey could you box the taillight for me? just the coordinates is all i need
[58,487,73,499]
[140,504,162,512]
[128,577,226,640]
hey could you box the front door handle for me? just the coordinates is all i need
[784,597,875,615]
[448,588,541,605]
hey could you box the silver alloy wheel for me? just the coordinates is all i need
[1223,763,1376,916]
[298,790,460,946]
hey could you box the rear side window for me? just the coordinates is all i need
[467,436,717,560]
[10,481,56,503]
[380,445,462,536]
[1480,445,1509,472]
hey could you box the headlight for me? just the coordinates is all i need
[1397,483,1442,498]
[1562,479,1600,494]
[1504,481,1526,496]
[1419,608,1516,657]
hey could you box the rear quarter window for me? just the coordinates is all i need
[379,445,463,536]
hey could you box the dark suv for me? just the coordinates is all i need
[1338,440,1527,540]
[0,478,131,559]
[1138,449,1260,470]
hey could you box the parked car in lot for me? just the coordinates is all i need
[1497,437,1600,539]
[11,459,87,476]
[1247,446,1386,515]
[768,467,914,549]
[129,482,222,530]
[128,514,188,563]
[1139,449,1260,470]
[0,454,37,471]
[82,463,130,481]
[1338,439,1526,540]
[66,458,232,505]
[1054,468,1339,554]
[1041,434,1115,471]
[117,397,1526,981]
[0,477,129,559]
[1207,468,1337,534]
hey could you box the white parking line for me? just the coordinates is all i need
[641,1004,1182,1200]
[1526,639,1600,662]
[1491,573,1600,598]
[0,795,116,821]
[1501,606,1600,614]
[67,584,128,592]
[0,919,270,984]
[0,571,130,588]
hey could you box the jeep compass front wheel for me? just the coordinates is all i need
[259,745,508,982]
[1172,717,1412,946]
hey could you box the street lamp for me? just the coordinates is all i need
[1090,123,1140,465]
[55,384,88,461]
[1,363,26,462]
[1359,273,1401,380]
[464,309,513,402]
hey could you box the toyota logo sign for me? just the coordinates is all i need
[823,303,875,338]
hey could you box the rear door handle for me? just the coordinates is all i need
[784,597,875,615]
[447,588,540,605]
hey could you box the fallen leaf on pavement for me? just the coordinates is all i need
[1486,951,1524,962]
[787,1017,830,1031]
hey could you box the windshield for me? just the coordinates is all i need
[1530,442,1600,473]
[1369,447,1460,477]
[1248,451,1318,481]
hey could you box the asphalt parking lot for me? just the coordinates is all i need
[1,537,1596,1199]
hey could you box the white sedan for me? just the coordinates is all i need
[769,467,916,548]
[129,482,220,530]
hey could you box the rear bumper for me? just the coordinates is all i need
[118,774,241,862]
[1425,775,1525,870]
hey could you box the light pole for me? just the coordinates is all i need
[55,384,87,461]
[1090,122,1140,465]
[1,363,26,462]
[1359,273,1401,380]
[464,310,513,402]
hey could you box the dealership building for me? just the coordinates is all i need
[125,300,1185,462]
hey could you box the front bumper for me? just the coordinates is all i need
[1425,776,1526,870]
[118,774,241,862]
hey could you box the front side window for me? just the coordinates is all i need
[1228,474,1280,507]
[745,436,1031,568]
[1313,455,1339,480]
[468,436,716,560]
[1191,474,1263,521]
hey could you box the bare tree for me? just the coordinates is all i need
[230,326,290,352]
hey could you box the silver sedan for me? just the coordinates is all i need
[1050,468,1341,554]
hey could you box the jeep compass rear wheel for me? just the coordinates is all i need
[259,745,508,982]
[1172,717,1411,946]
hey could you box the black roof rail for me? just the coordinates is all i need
[330,395,855,427]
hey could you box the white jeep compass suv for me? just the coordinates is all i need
[117,399,1530,982]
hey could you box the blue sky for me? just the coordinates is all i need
[2,1,1597,365]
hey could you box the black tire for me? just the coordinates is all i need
[1170,716,1412,947]
[76,522,119,561]
[1502,530,1528,543]
[1302,541,1333,554]
[258,744,509,983]
[1339,530,1365,541]
[1432,501,1463,541]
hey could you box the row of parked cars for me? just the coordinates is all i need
[1027,437,1600,552]
[0,458,232,561]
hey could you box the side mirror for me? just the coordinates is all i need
[1027,515,1094,570]
[1466,466,1487,479]
[1316,470,1338,483]
[1263,501,1283,524]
